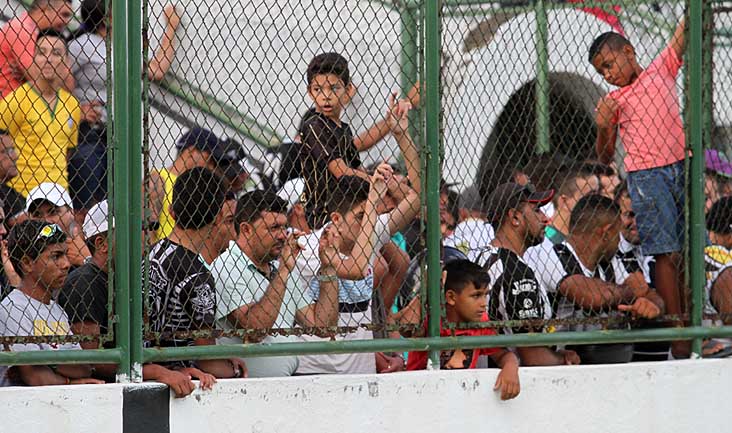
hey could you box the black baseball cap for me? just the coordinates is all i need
[487,182,554,224]
[214,138,248,179]
[707,197,732,234]
[175,127,222,154]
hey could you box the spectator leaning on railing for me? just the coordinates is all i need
[0,220,102,387]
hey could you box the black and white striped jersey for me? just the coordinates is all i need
[146,238,217,367]
[475,246,552,334]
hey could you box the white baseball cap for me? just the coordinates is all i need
[277,178,305,211]
[83,199,114,238]
[25,182,73,212]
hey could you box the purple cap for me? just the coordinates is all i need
[706,149,732,178]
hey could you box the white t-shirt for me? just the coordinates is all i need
[443,218,494,263]
[611,234,653,286]
[0,289,80,386]
[294,213,392,375]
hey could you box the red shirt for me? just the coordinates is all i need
[0,13,37,97]
[406,313,500,371]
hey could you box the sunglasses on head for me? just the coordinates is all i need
[34,223,61,242]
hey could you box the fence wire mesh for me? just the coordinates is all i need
[0,0,725,381]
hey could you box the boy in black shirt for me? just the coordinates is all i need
[477,183,580,366]
[298,52,413,229]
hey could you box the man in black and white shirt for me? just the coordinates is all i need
[525,194,664,364]
[146,167,246,392]
[477,183,580,366]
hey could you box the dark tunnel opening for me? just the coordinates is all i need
[477,72,605,197]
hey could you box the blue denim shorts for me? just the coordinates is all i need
[626,160,685,256]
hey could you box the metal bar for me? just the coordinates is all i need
[688,0,705,357]
[406,0,684,10]
[534,0,550,154]
[400,7,420,143]
[112,0,131,382]
[128,0,144,382]
[424,0,442,369]
[0,349,122,366]
[143,326,732,362]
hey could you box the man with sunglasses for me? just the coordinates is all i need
[0,220,102,386]
[476,183,580,366]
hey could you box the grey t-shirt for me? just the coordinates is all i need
[0,289,80,386]
[68,33,108,123]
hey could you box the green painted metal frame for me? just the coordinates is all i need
[0,0,712,371]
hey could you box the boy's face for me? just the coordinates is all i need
[308,74,350,121]
[446,282,488,323]
[34,36,67,84]
[332,200,366,252]
[591,44,637,87]
[29,242,70,291]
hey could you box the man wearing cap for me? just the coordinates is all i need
[26,182,89,267]
[475,183,579,366]
[148,127,238,241]
[58,199,116,381]
[525,194,664,364]
[212,137,250,196]
[443,185,494,262]
[277,177,309,233]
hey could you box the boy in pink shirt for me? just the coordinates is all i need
[590,19,687,356]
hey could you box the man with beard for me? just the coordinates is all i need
[475,183,580,366]
[211,189,340,377]
[525,194,664,364]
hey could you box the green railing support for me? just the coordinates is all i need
[128,0,145,382]
[142,325,732,362]
[112,0,131,381]
[424,0,442,369]
[688,0,705,357]
[0,349,123,366]
[400,6,420,143]
[534,0,550,155]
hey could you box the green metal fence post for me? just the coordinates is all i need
[688,0,704,357]
[112,0,131,381]
[401,6,420,143]
[534,0,550,155]
[425,0,442,369]
[128,0,144,381]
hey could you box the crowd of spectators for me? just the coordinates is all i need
[0,0,728,401]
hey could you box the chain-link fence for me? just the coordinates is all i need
[0,0,727,385]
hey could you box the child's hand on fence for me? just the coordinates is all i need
[164,4,182,30]
[387,92,412,136]
[371,162,393,196]
[181,367,217,391]
[159,369,196,397]
[558,349,581,365]
[318,226,340,269]
[595,96,618,129]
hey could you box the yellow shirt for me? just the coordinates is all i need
[155,168,177,241]
[0,83,80,195]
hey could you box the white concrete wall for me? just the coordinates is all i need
[0,383,125,433]
[170,359,732,433]
[0,360,731,433]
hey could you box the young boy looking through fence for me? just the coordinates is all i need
[590,18,687,356]
[297,52,411,230]
[392,260,520,401]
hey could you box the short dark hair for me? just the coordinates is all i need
[613,180,629,204]
[588,32,633,63]
[327,176,370,216]
[36,29,67,46]
[569,194,620,234]
[306,52,350,86]
[234,190,288,234]
[443,259,490,295]
[172,167,225,230]
[81,0,106,33]
[555,167,598,204]
[8,220,67,277]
